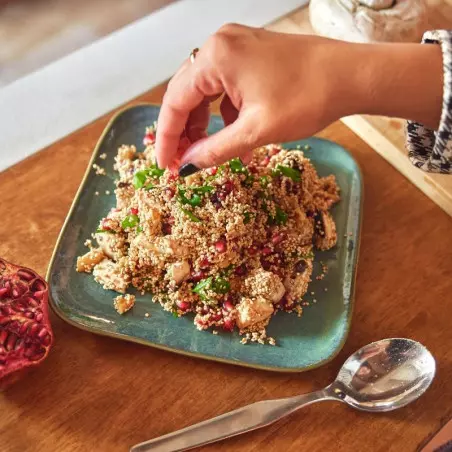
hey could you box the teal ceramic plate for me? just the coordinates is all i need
[47,104,362,372]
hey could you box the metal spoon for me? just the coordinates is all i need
[131,338,435,452]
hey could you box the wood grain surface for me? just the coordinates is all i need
[0,84,451,452]
[269,1,452,217]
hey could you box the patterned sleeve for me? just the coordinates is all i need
[406,30,452,174]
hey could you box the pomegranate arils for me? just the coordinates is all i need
[130,207,139,215]
[214,239,227,253]
[234,264,247,276]
[162,223,172,236]
[191,270,206,283]
[176,300,191,311]
[261,246,272,256]
[0,258,53,389]
[31,279,46,293]
[222,300,234,312]
[223,318,235,332]
[207,167,217,176]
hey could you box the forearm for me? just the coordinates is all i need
[347,42,443,129]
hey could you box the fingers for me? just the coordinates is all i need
[180,110,260,168]
[155,61,207,169]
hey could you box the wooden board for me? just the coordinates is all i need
[0,84,451,452]
[268,1,452,217]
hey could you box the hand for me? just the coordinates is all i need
[155,24,357,172]
[155,24,443,174]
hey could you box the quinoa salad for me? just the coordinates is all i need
[76,124,340,344]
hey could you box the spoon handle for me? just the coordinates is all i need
[130,389,333,452]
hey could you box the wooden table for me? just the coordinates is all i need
[1,84,451,452]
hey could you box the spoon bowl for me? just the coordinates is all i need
[131,338,436,452]
[330,338,436,412]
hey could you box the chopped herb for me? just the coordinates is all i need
[121,214,140,229]
[144,183,156,190]
[212,277,230,294]
[137,225,143,233]
[147,162,165,178]
[272,165,301,182]
[133,163,165,189]
[178,188,202,207]
[268,206,288,225]
[193,277,213,300]
[259,176,269,188]
[180,208,201,222]
[133,170,148,189]
[95,228,116,234]
[172,311,179,318]
[229,158,246,174]
[244,173,255,186]
[220,264,234,277]
[243,212,252,224]
[186,185,214,194]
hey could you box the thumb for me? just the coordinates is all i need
[178,113,259,172]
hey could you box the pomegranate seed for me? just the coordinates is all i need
[214,239,227,253]
[31,279,46,293]
[176,300,191,312]
[165,187,176,198]
[191,270,205,282]
[248,246,258,256]
[17,270,34,282]
[222,300,234,312]
[234,264,247,276]
[223,318,235,332]
[261,246,272,256]
[0,330,8,343]
[167,172,179,182]
[295,260,307,273]
[143,132,155,146]
[261,258,271,270]
[248,165,258,174]
[261,156,270,166]
[211,312,222,322]
[207,167,217,176]
[167,216,176,225]
[0,287,9,298]
[199,257,210,269]
[269,147,281,156]
[271,233,285,245]
[223,180,234,194]
[162,223,172,235]
[130,208,139,215]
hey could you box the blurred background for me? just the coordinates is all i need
[0,0,175,87]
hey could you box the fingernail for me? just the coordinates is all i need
[178,163,199,177]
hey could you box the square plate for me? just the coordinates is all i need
[47,104,362,372]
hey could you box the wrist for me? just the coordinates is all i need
[350,42,443,129]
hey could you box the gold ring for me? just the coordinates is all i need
[190,48,199,64]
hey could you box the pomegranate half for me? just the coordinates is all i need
[0,257,53,388]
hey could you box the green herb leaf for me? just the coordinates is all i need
[147,164,165,178]
[137,225,143,233]
[144,183,156,190]
[133,170,148,189]
[259,176,269,188]
[244,174,255,187]
[220,264,234,277]
[121,214,140,229]
[172,311,179,318]
[268,206,288,226]
[95,228,116,234]
[212,277,230,294]
[192,276,213,300]
[186,185,214,194]
[272,165,301,182]
[180,208,201,223]
[243,212,252,224]
[178,189,202,207]
[229,158,246,174]
[274,206,288,225]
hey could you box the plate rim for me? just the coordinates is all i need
[46,103,364,373]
